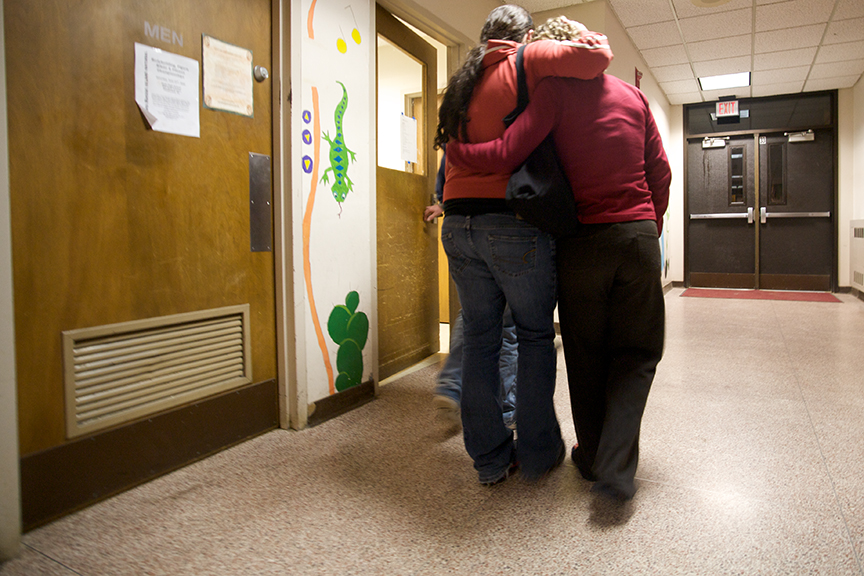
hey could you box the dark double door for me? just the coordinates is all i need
[687,128,834,291]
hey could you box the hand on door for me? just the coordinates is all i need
[424,204,443,221]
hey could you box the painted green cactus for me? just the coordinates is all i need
[327,291,369,392]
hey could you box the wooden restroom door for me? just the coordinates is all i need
[375,5,439,380]
[6,0,278,528]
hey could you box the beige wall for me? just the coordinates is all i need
[854,77,864,222]
[839,88,854,286]
[840,76,864,287]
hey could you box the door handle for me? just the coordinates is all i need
[747,207,754,224]
[758,209,831,223]
[254,66,269,82]
[689,213,749,220]
[761,211,831,219]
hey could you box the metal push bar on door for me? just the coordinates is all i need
[690,207,756,224]
[691,208,831,224]
[758,208,831,224]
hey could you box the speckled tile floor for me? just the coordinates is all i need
[3,288,864,575]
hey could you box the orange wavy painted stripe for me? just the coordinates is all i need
[303,87,335,395]
[307,0,317,39]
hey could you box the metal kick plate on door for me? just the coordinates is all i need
[249,152,272,252]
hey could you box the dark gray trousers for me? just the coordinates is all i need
[556,220,665,499]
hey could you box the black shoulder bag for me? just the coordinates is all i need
[503,45,580,238]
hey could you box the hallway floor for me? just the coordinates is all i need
[3,287,864,575]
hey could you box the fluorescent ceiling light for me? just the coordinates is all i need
[698,72,750,91]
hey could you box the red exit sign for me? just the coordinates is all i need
[716,100,739,117]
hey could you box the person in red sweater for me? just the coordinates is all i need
[446,17,670,500]
[435,7,612,486]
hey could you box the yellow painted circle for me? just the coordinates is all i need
[337,38,348,53]
[352,29,361,44]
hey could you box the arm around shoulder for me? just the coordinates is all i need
[525,36,613,81]
[446,80,560,173]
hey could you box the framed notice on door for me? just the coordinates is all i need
[202,34,254,117]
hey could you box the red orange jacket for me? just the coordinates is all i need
[442,35,613,204]
[447,74,671,234]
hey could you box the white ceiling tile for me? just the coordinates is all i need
[609,0,674,27]
[752,65,810,83]
[701,86,752,100]
[692,56,752,77]
[815,41,864,63]
[755,0,834,32]
[666,91,704,105]
[823,18,864,44]
[679,8,753,42]
[688,34,752,62]
[751,80,805,96]
[809,59,864,78]
[834,0,864,20]
[754,47,818,69]
[652,63,696,82]
[641,44,691,67]
[755,24,826,52]
[660,78,702,93]
[671,0,753,19]
[601,0,864,108]
[804,75,863,90]
[626,20,683,50]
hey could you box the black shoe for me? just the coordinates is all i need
[480,460,519,486]
[522,440,566,482]
[571,444,597,482]
[480,450,519,486]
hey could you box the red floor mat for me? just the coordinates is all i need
[681,288,841,303]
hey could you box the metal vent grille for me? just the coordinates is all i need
[853,222,864,292]
[63,305,251,438]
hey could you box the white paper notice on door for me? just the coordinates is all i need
[202,35,254,117]
[134,43,200,138]
[400,113,417,164]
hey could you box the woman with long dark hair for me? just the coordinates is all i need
[446,17,671,500]
[436,6,612,485]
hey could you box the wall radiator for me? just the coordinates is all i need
[852,220,864,291]
[62,304,251,439]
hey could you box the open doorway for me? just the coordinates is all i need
[375,4,458,382]
[376,6,441,380]
[397,20,452,350]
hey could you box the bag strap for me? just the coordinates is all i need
[502,44,528,128]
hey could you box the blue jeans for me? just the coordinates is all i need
[435,308,518,427]
[441,213,560,481]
